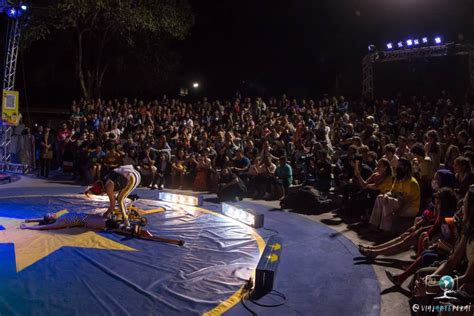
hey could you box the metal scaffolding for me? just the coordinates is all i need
[1,18,27,174]
[362,43,474,99]
[3,19,21,91]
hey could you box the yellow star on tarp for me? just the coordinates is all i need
[0,216,136,272]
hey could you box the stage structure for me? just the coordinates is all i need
[0,3,29,174]
[362,43,474,99]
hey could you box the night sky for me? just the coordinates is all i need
[181,0,473,98]
[10,0,474,106]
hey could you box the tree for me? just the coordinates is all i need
[24,0,194,99]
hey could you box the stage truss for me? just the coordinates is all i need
[362,43,474,99]
[1,18,28,174]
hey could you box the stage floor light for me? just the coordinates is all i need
[435,37,442,44]
[158,192,203,207]
[222,203,264,228]
[406,39,413,46]
[422,37,428,44]
[386,43,393,49]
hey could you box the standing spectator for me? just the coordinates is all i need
[56,122,72,168]
[39,127,54,178]
[156,152,170,190]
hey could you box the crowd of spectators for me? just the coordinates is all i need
[29,90,474,306]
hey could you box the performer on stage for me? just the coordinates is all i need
[85,165,141,227]
[20,211,184,246]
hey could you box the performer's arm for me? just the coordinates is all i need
[24,218,44,223]
[20,221,66,230]
[104,180,116,218]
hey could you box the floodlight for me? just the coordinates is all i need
[20,4,27,10]
[386,43,393,50]
[435,37,442,44]
[222,203,264,228]
[413,39,419,45]
[192,82,199,88]
[6,7,17,18]
[397,42,403,48]
[422,37,428,44]
[158,192,203,206]
[406,39,413,46]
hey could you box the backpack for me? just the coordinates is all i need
[280,186,331,214]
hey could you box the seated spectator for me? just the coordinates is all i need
[411,142,435,209]
[217,167,247,202]
[123,149,138,166]
[369,158,420,234]
[274,156,293,198]
[361,188,457,262]
[137,144,158,188]
[454,156,474,197]
[424,129,441,171]
[382,143,399,174]
[395,136,409,158]
[192,150,212,191]
[444,144,461,172]
[413,186,474,301]
[353,158,393,218]
[88,145,105,182]
[254,156,277,199]
[102,143,123,176]
[171,150,188,189]
[231,149,251,177]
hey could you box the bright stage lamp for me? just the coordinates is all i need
[406,39,413,46]
[20,4,27,10]
[435,37,442,44]
[413,39,419,45]
[222,203,264,228]
[158,192,203,206]
[192,82,199,88]
[386,43,393,50]
[368,44,376,52]
[422,37,428,43]
[6,7,17,18]
[397,42,403,48]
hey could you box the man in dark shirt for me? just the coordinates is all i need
[232,149,251,175]
[217,167,247,202]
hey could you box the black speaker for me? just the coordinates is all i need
[250,235,283,300]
